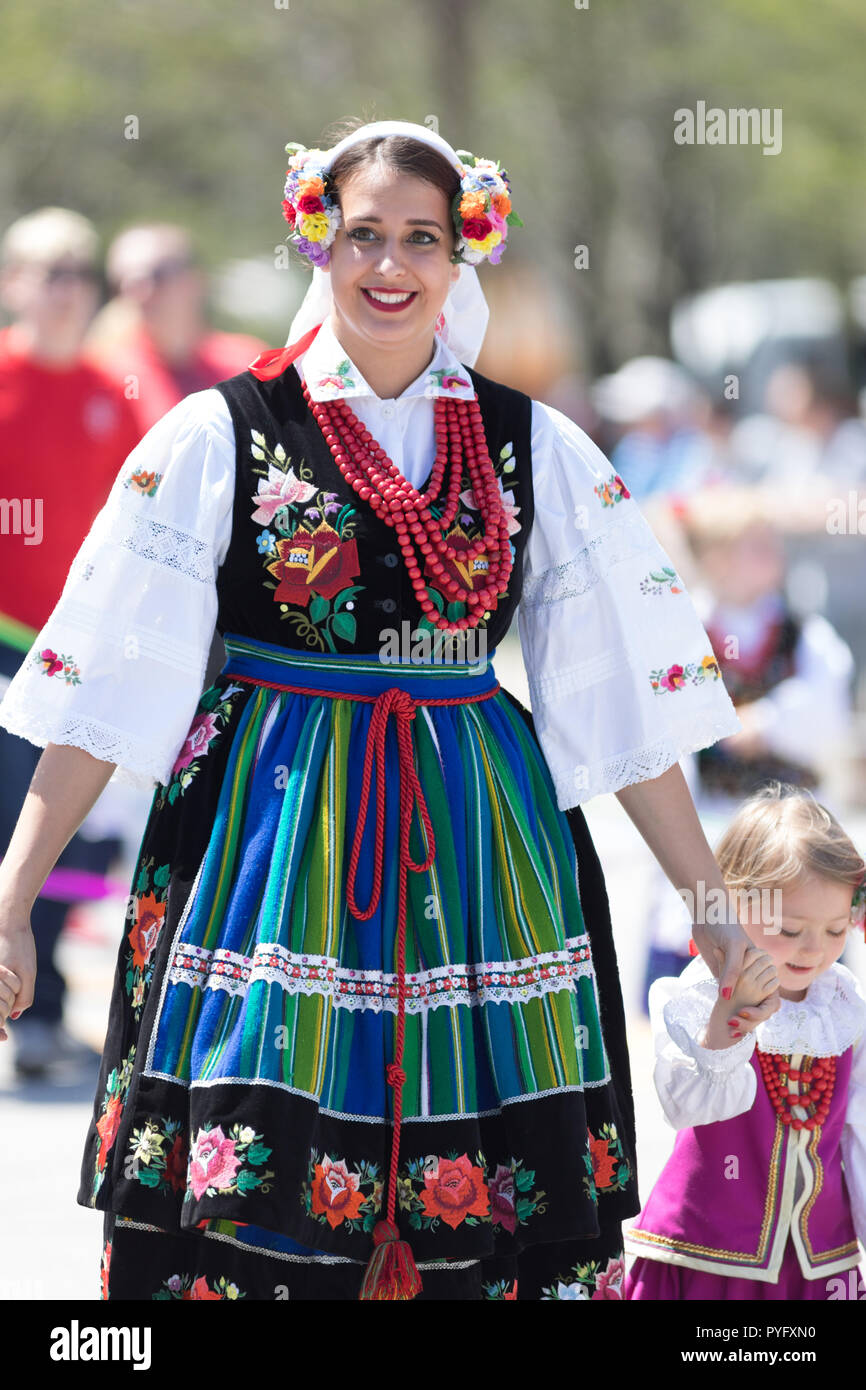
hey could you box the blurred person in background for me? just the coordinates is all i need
[641,487,855,1000]
[592,355,724,501]
[728,360,866,494]
[0,207,141,1078]
[84,223,268,435]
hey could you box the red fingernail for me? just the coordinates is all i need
[722,987,732,999]
[10,1012,20,1020]
[727,1019,739,1028]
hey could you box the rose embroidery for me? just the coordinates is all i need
[418,1155,490,1230]
[154,1273,244,1301]
[427,367,471,393]
[541,1253,625,1301]
[311,1157,368,1229]
[127,889,165,971]
[251,460,317,527]
[185,1123,274,1202]
[266,521,361,607]
[91,1046,136,1200]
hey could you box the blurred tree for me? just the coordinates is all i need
[0,0,862,372]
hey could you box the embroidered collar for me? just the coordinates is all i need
[682,956,866,1059]
[295,317,475,404]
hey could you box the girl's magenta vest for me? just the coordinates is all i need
[627,1049,859,1282]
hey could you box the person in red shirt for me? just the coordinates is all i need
[0,206,141,1077]
[84,223,267,434]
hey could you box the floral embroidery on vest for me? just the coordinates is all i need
[34,648,81,685]
[99,1240,112,1300]
[91,1045,136,1201]
[639,566,682,596]
[649,654,721,692]
[593,473,630,506]
[124,469,163,497]
[482,1278,519,1300]
[123,856,170,1020]
[249,429,364,651]
[418,440,519,640]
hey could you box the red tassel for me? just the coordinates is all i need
[688,937,700,957]
[358,1219,422,1301]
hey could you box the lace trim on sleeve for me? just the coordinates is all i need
[0,702,169,789]
[663,982,757,1075]
[520,508,653,608]
[548,707,743,807]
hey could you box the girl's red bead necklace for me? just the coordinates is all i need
[304,380,512,633]
[757,1050,836,1131]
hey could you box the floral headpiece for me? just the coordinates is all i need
[280,135,521,269]
[851,875,866,936]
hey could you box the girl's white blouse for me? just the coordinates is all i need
[649,956,866,1244]
[0,327,740,808]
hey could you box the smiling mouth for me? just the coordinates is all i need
[361,287,418,312]
[786,963,816,973]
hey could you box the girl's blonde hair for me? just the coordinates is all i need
[715,783,865,916]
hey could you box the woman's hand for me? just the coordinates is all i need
[0,903,36,1041]
[700,946,780,1050]
[691,913,757,1001]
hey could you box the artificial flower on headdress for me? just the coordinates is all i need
[851,876,866,937]
[280,139,521,269]
[281,144,341,268]
[450,151,522,266]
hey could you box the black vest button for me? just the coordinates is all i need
[383,553,398,568]
[381,598,397,613]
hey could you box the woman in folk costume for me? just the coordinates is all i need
[0,118,752,1301]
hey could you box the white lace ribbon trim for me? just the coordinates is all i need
[548,706,742,807]
[167,934,595,1013]
[520,509,656,608]
[95,509,216,585]
[0,699,171,789]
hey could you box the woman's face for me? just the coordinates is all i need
[325,164,460,356]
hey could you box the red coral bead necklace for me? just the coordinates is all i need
[757,1050,836,1131]
[303,380,512,633]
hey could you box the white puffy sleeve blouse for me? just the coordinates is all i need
[0,382,739,801]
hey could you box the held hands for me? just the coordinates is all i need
[700,946,780,1051]
[0,906,36,1041]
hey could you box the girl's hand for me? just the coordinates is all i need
[0,903,36,1041]
[700,947,780,1050]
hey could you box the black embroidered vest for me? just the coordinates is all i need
[213,363,534,658]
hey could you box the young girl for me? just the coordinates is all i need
[0,117,751,1302]
[626,783,866,1300]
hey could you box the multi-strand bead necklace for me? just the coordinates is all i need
[304,380,511,633]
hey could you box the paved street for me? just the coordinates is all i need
[2,635,865,1299]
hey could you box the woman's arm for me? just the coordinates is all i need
[614,761,755,999]
[0,742,117,1039]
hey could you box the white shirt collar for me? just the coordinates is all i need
[295,316,475,404]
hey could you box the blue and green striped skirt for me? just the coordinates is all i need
[81,632,637,1300]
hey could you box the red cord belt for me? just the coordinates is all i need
[223,669,500,1298]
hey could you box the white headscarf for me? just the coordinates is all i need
[284,120,490,368]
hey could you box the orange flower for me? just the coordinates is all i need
[589,1134,617,1189]
[127,890,166,971]
[311,1157,366,1229]
[189,1276,222,1300]
[420,1154,489,1229]
[459,190,487,218]
[96,1096,123,1170]
[492,191,512,216]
